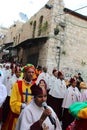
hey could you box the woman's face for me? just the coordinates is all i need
[72,81,77,87]
[15,70,21,78]
[34,93,47,107]
[53,71,58,77]
[39,80,46,88]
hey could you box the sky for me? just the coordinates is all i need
[0,0,87,28]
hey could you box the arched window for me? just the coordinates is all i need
[18,34,20,43]
[38,16,43,36]
[32,21,36,38]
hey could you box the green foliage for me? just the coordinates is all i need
[62,50,66,55]
[38,21,48,35]
[30,21,33,25]
[42,21,48,32]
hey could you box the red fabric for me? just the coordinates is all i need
[0,107,3,122]
[24,66,35,72]
[66,120,76,130]
[17,80,23,102]
[8,111,19,130]
[75,119,87,130]
[31,80,35,85]
[1,81,22,130]
[66,119,87,130]
[1,110,19,130]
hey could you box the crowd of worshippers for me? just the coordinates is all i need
[0,62,87,130]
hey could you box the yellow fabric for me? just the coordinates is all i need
[10,80,33,130]
[65,80,70,87]
[12,118,18,130]
[10,80,32,114]
[20,72,24,79]
[33,73,37,80]
[80,82,87,89]
[78,107,87,119]
[36,69,42,76]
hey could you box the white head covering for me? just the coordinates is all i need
[5,63,11,68]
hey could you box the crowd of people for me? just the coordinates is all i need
[0,62,87,130]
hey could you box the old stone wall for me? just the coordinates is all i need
[19,0,53,43]
[0,0,87,81]
[3,21,23,44]
[60,14,87,81]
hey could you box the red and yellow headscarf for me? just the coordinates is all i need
[22,64,35,73]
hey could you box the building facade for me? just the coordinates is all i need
[0,0,87,81]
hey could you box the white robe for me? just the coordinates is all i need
[7,74,21,96]
[48,75,58,90]
[3,69,11,88]
[62,86,81,108]
[49,78,67,98]
[0,70,4,84]
[81,89,87,101]
[15,99,62,130]
[0,82,7,107]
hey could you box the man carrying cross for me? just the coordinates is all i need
[1,64,35,130]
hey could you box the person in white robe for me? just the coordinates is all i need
[81,89,87,101]
[47,69,58,111]
[0,81,7,107]
[62,78,81,130]
[15,83,62,130]
[48,69,58,90]
[48,71,67,121]
[36,66,50,90]
[7,66,22,96]
[3,63,11,89]
[0,70,4,84]
[0,75,7,124]
[0,65,6,98]
[2,65,22,123]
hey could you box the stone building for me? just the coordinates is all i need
[0,27,8,60]
[0,0,87,80]
[0,21,23,62]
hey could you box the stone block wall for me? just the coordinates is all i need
[60,14,87,81]
[0,0,87,81]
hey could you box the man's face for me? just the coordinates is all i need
[25,68,34,81]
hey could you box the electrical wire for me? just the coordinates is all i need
[73,6,87,12]
[55,5,87,16]
[54,5,87,29]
